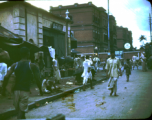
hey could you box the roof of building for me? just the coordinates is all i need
[51,2,106,13]
[0,1,73,23]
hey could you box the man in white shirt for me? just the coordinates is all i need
[89,56,93,65]
[81,55,93,91]
[132,55,138,70]
[53,54,61,84]
[105,50,122,96]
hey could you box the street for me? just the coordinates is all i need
[9,66,152,119]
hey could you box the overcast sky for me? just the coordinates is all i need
[1,0,151,49]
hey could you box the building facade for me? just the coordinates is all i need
[116,26,133,51]
[0,2,72,68]
[51,2,114,54]
[109,15,117,50]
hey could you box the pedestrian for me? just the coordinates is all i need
[0,48,10,64]
[42,75,57,93]
[38,56,45,78]
[2,47,43,119]
[105,50,122,96]
[93,55,100,72]
[124,59,131,82]
[89,56,93,65]
[0,61,7,94]
[74,54,79,69]
[6,66,16,99]
[52,54,61,84]
[147,54,152,69]
[81,55,93,91]
[132,55,138,70]
[129,59,133,70]
[73,55,83,84]
[140,52,147,72]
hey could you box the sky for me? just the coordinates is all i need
[1,0,151,49]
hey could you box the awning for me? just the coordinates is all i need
[0,25,41,65]
[0,25,41,53]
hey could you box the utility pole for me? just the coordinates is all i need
[149,13,152,42]
[108,0,110,52]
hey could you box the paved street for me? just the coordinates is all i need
[9,66,152,119]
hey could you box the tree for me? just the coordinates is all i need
[139,35,147,46]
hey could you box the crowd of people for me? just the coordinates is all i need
[0,46,151,119]
[73,54,100,90]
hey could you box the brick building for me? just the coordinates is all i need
[51,2,115,53]
[109,15,117,50]
[0,1,72,68]
[116,26,133,51]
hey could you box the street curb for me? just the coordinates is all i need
[0,77,107,120]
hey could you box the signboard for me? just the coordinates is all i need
[124,43,131,49]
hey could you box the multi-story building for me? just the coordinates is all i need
[51,2,113,53]
[109,15,117,50]
[116,26,133,51]
[0,1,73,68]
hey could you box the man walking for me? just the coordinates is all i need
[2,47,43,119]
[93,55,100,72]
[105,50,122,96]
[81,55,93,91]
[132,55,138,70]
[124,59,132,82]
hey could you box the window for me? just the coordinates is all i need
[104,34,108,43]
[93,30,95,38]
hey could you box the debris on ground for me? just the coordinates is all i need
[96,101,106,107]
[45,101,48,105]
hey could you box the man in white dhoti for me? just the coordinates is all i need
[53,54,61,84]
[105,50,122,96]
[93,55,100,72]
[81,55,93,91]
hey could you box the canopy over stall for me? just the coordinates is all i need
[0,26,41,66]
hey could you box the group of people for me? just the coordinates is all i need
[0,46,63,119]
[0,46,150,119]
[73,54,100,91]
[41,54,61,93]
